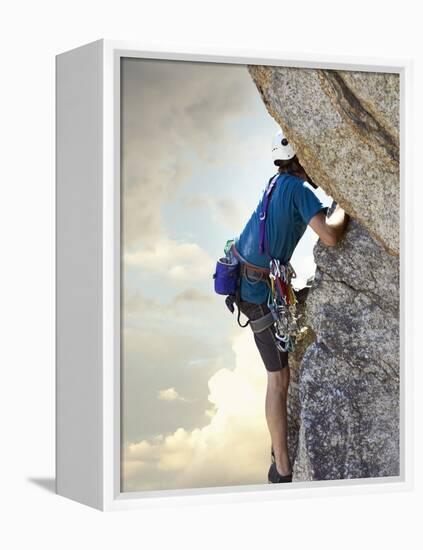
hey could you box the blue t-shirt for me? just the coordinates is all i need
[235,172,327,304]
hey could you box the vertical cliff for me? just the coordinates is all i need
[248,65,400,480]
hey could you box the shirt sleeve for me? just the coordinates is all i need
[293,180,327,224]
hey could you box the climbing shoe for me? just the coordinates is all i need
[268,462,293,483]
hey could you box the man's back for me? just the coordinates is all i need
[235,172,327,304]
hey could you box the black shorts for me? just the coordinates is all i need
[238,299,289,372]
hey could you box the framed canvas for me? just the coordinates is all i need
[56,39,413,511]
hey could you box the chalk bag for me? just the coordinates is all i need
[213,257,240,296]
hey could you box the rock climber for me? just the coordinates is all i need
[233,128,349,483]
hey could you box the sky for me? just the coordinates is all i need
[120,57,332,492]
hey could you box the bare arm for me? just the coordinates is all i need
[308,205,349,247]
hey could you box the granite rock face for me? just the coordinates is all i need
[249,65,400,480]
[248,66,399,255]
[295,220,399,480]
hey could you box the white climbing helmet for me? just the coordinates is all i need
[271,128,296,164]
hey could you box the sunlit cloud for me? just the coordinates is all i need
[122,329,270,491]
[158,388,188,402]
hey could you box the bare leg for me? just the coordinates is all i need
[265,368,291,476]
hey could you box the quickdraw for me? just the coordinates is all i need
[267,258,299,352]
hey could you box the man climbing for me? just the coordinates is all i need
[233,128,348,483]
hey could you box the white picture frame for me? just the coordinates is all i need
[56,39,413,511]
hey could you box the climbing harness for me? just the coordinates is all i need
[213,172,301,351]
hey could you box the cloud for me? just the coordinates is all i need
[123,289,158,314]
[185,194,249,232]
[124,287,213,320]
[124,237,215,284]
[121,329,270,491]
[121,324,227,444]
[121,58,257,247]
[172,288,213,304]
[158,388,188,402]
